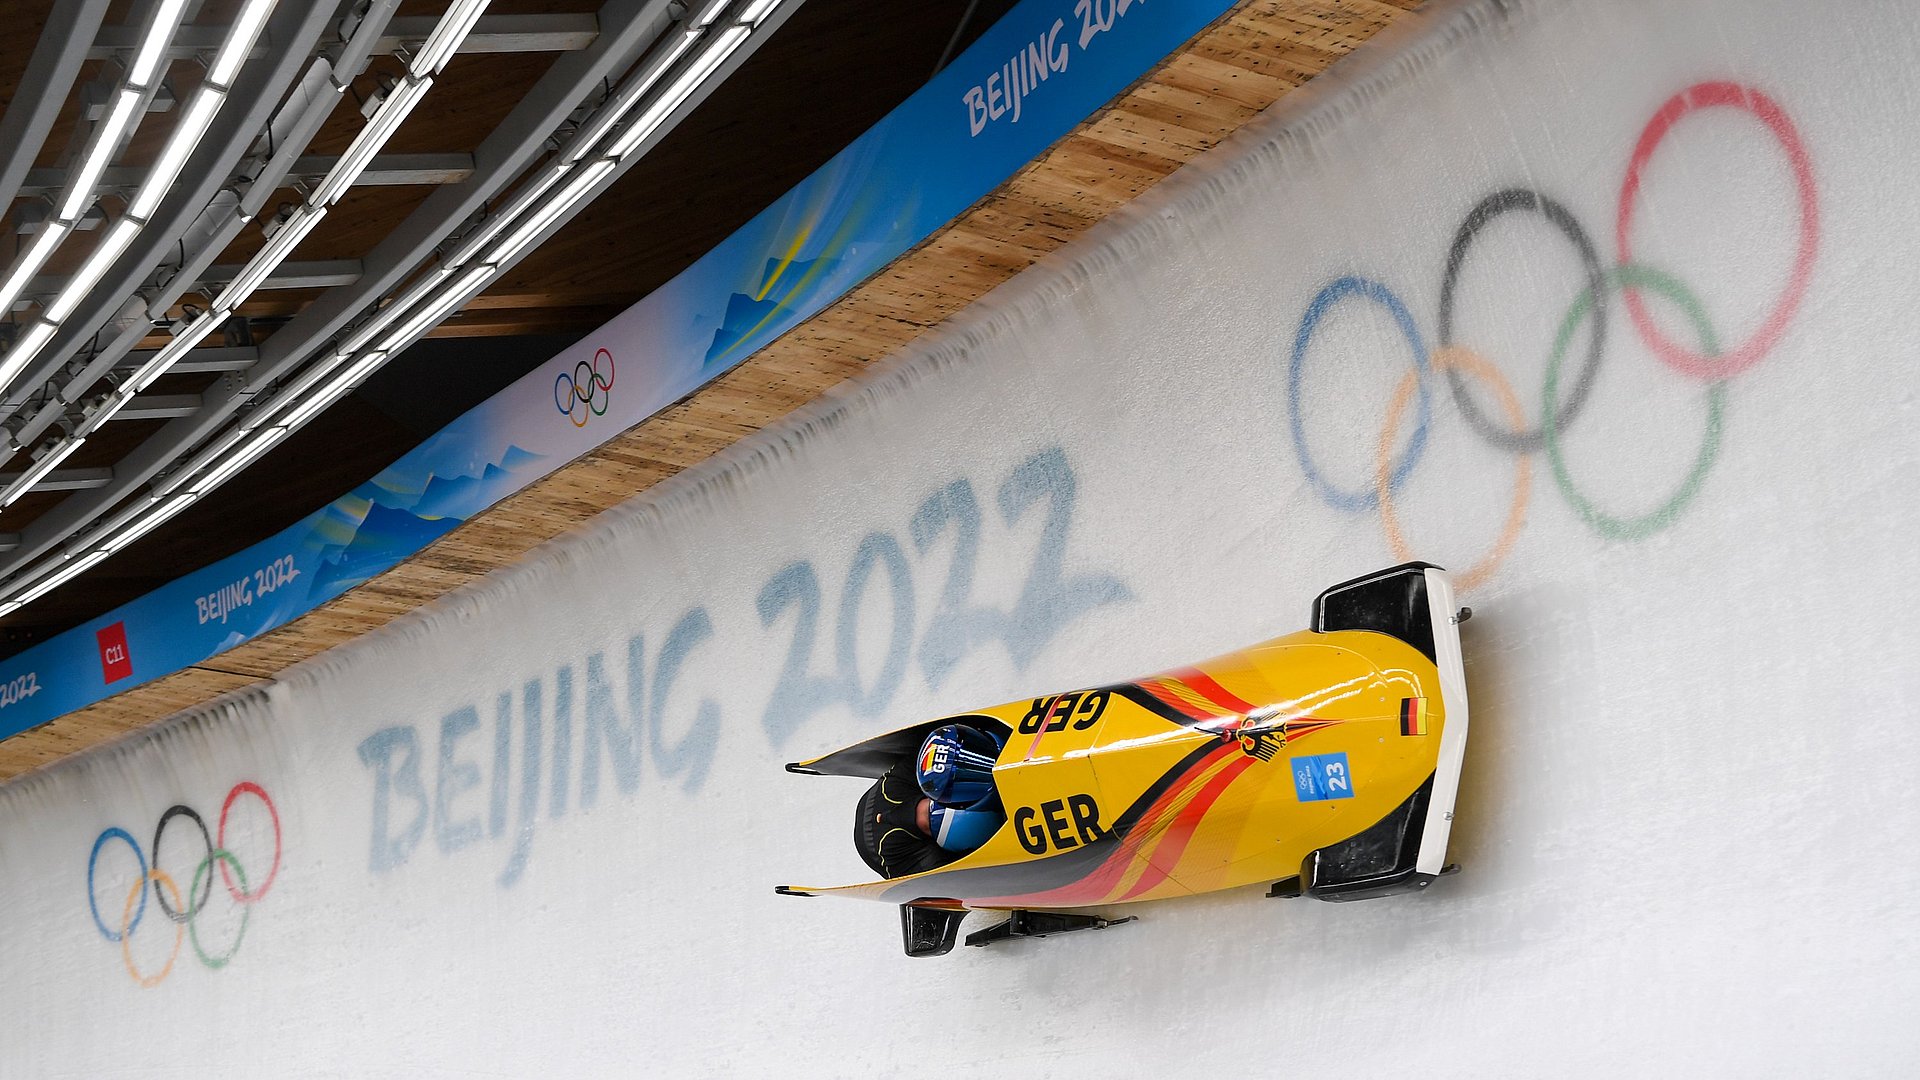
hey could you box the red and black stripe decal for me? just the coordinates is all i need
[876,737,1233,906]
[1115,682,1201,725]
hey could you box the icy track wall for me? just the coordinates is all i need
[5,0,1917,1073]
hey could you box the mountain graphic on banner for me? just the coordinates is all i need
[298,444,542,599]
[497,445,542,472]
[361,445,544,519]
[412,462,516,519]
[704,255,842,365]
[307,503,462,598]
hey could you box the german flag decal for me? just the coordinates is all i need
[1399,697,1429,736]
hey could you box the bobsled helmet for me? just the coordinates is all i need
[914,723,1002,810]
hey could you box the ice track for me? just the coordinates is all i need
[3,0,1918,1074]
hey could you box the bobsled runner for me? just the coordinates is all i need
[776,563,1472,957]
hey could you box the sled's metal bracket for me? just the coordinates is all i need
[964,910,1135,948]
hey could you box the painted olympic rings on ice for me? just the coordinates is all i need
[1544,264,1725,542]
[151,804,214,923]
[1289,276,1430,512]
[121,869,184,988]
[1439,188,1608,453]
[1617,82,1819,381]
[1284,80,1817,584]
[1378,348,1531,593]
[219,780,281,901]
[85,781,279,986]
[554,347,616,427]
[186,850,251,970]
[87,827,145,942]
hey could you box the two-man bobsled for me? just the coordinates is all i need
[776,563,1472,957]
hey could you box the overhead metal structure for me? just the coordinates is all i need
[0,0,803,617]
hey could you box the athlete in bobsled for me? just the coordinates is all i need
[854,724,1007,879]
[779,563,1473,958]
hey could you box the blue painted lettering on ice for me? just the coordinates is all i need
[356,609,721,885]
[760,447,1130,749]
[358,447,1131,886]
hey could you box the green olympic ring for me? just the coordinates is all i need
[1542,263,1725,542]
[185,848,251,971]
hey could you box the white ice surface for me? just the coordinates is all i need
[4,0,1919,1074]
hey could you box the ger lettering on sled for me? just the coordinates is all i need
[776,563,1473,956]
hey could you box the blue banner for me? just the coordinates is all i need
[0,0,1234,737]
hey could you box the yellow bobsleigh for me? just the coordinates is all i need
[777,563,1472,956]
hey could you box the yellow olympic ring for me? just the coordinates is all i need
[120,868,185,989]
[1376,347,1532,593]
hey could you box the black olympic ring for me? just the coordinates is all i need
[1438,188,1609,453]
[151,804,215,924]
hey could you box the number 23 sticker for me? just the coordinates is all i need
[1291,752,1356,802]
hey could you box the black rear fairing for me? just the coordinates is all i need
[1312,562,1440,663]
[1301,774,1442,901]
[901,904,968,957]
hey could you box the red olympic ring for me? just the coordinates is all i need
[587,346,616,394]
[217,781,281,903]
[1617,81,1818,380]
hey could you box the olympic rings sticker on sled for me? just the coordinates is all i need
[1284,80,1818,582]
[85,781,281,987]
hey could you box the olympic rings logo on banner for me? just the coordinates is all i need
[85,782,281,988]
[1287,81,1818,591]
[554,347,616,427]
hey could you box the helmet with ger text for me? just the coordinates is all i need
[914,723,1004,811]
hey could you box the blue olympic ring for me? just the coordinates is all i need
[1287,276,1432,512]
[553,347,615,426]
[88,827,147,942]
